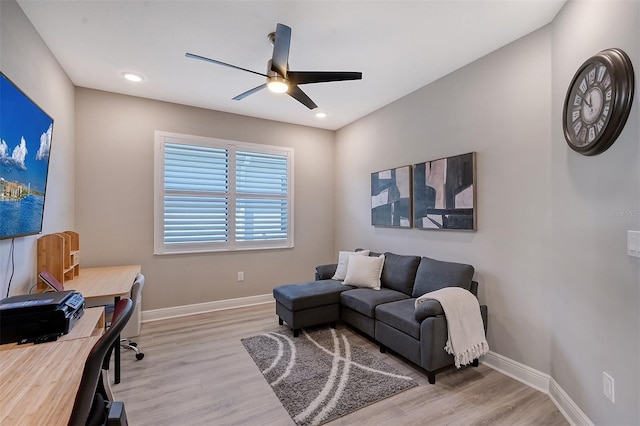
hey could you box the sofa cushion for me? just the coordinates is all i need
[380,252,421,295]
[343,254,385,290]
[273,280,354,311]
[340,288,409,317]
[332,250,370,280]
[375,299,421,340]
[411,257,474,298]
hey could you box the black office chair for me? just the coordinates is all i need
[120,273,145,360]
[69,298,133,426]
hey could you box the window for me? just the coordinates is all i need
[154,131,293,254]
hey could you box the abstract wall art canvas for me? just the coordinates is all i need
[413,152,476,231]
[371,165,412,228]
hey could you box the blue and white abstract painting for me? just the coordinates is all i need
[371,165,412,228]
[413,152,476,231]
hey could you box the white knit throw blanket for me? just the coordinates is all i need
[415,287,489,368]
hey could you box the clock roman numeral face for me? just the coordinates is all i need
[566,60,613,148]
[573,94,582,106]
[597,65,606,82]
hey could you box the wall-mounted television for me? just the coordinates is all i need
[0,72,54,240]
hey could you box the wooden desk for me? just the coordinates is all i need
[67,265,141,299]
[66,265,141,384]
[0,307,104,425]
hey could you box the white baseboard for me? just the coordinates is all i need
[141,293,274,322]
[481,351,592,426]
[481,351,550,394]
[549,377,594,426]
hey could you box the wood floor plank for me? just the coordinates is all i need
[111,303,567,425]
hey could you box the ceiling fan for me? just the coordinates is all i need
[185,23,362,110]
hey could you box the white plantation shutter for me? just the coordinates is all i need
[236,151,288,241]
[155,132,293,254]
[163,143,228,245]
[164,195,228,243]
[164,143,227,192]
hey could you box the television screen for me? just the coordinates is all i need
[0,72,54,240]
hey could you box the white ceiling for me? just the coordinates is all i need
[17,0,566,130]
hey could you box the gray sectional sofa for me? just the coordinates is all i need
[273,250,488,384]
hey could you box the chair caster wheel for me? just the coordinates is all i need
[136,353,145,360]
[129,342,138,347]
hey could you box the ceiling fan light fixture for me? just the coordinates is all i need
[267,76,289,93]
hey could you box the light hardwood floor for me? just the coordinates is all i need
[113,303,567,425]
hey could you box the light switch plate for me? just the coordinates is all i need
[628,231,640,258]
[603,372,615,403]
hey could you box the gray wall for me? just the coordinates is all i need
[0,0,75,297]
[74,88,336,311]
[550,1,639,424]
[335,24,553,373]
[335,0,639,424]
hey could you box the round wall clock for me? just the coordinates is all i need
[562,48,635,156]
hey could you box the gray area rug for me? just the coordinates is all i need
[241,327,417,426]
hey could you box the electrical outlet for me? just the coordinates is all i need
[603,372,615,403]
[237,271,244,282]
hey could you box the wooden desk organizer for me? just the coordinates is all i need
[37,231,80,290]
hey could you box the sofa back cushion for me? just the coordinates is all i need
[412,256,474,297]
[380,252,421,295]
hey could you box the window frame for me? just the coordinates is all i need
[154,131,294,255]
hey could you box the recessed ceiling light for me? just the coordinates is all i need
[315,111,328,119]
[122,72,144,82]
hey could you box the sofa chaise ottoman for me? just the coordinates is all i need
[273,280,354,337]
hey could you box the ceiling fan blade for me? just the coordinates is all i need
[232,84,268,100]
[288,85,317,110]
[271,23,291,77]
[185,52,267,78]
[287,71,363,85]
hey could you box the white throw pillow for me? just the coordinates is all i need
[332,250,370,280]
[343,254,385,290]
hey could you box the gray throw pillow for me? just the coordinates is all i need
[411,257,474,298]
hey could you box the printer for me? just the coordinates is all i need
[0,290,85,344]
